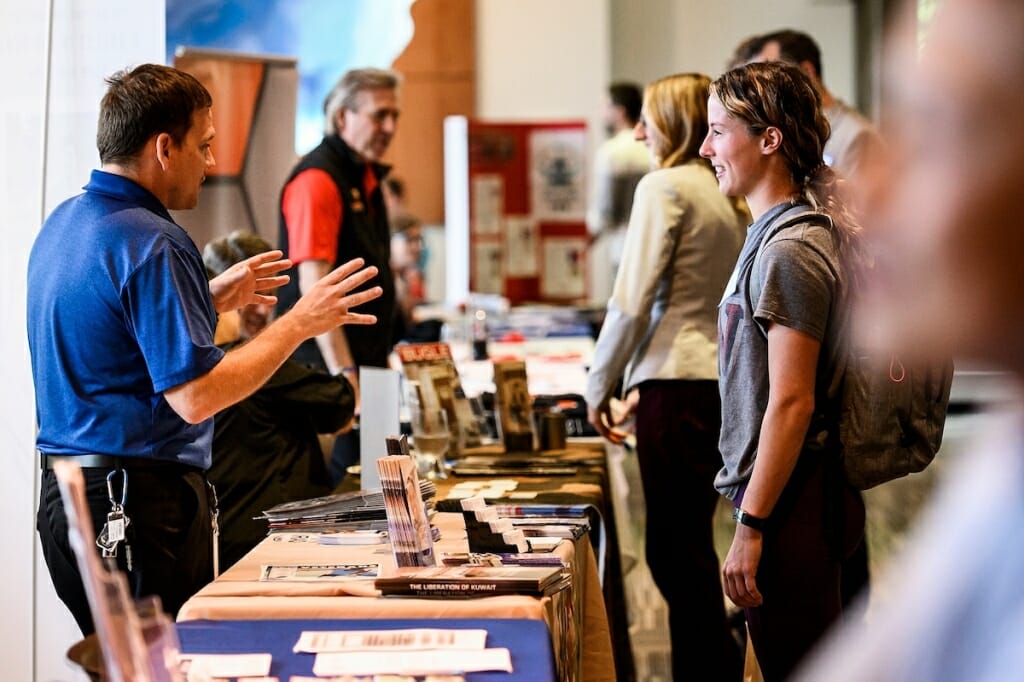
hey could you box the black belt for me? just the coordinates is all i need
[41,454,202,473]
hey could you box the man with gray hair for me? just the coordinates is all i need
[276,67,401,484]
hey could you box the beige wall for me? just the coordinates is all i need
[612,0,859,103]
[475,0,859,153]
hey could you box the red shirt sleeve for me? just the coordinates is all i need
[281,168,343,265]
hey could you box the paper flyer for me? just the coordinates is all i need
[259,563,381,582]
[529,128,587,221]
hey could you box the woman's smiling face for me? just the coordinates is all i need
[700,95,765,199]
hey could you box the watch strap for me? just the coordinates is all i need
[733,507,767,531]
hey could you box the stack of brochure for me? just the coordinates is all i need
[377,455,437,567]
[260,481,436,534]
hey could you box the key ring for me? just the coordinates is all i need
[106,468,128,507]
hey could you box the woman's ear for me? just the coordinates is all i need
[760,126,783,155]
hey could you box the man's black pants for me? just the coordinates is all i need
[37,463,214,636]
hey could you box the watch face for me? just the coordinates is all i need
[733,508,765,530]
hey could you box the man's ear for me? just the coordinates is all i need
[761,126,783,155]
[334,109,347,133]
[154,132,173,171]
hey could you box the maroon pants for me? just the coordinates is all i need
[737,450,865,682]
[636,380,743,681]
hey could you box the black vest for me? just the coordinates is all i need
[276,135,396,370]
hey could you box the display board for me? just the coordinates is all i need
[444,117,589,306]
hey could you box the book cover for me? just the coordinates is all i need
[492,359,537,452]
[396,342,483,450]
[375,564,566,598]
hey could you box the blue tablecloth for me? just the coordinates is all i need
[176,617,557,681]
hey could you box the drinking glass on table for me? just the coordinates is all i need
[411,408,450,480]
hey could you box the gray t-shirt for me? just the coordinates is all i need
[715,202,847,500]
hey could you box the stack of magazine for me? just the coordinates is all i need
[260,481,437,535]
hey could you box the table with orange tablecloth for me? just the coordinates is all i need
[177,506,614,682]
[437,440,633,682]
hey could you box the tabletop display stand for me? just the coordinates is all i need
[460,495,529,554]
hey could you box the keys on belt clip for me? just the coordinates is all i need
[96,468,132,570]
[207,480,221,579]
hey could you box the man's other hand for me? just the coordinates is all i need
[209,250,291,313]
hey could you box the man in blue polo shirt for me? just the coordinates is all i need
[28,63,384,636]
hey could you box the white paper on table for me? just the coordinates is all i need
[294,628,487,653]
[259,563,381,581]
[313,648,513,676]
[451,481,488,491]
[487,479,519,490]
[181,652,272,678]
[445,488,479,499]
[481,487,510,499]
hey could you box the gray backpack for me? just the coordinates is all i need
[749,207,954,490]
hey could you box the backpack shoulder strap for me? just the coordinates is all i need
[746,208,834,337]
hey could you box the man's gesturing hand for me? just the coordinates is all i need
[287,257,383,336]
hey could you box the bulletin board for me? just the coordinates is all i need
[445,118,589,306]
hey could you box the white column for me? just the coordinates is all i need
[0,0,164,678]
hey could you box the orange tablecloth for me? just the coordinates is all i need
[177,511,614,682]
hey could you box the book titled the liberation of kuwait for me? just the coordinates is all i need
[375,564,568,598]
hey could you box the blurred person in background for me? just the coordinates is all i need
[747,29,885,197]
[390,212,441,344]
[587,81,651,304]
[204,230,355,569]
[276,67,400,484]
[795,1,1024,679]
[383,175,407,218]
[585,72,747,681]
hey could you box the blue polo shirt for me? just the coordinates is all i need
[27,170,224,468]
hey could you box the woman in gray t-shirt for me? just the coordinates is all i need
[699,61,865,681]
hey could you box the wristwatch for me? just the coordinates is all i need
[732,507,767,531]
